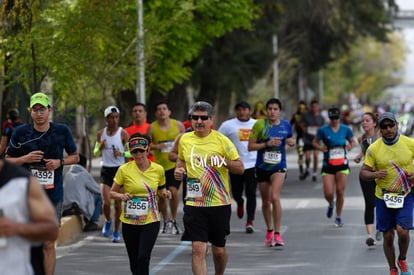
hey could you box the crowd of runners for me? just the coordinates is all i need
[1,94,413,275]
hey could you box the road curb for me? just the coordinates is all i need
[57,157,102,246]
[57,215,84,246]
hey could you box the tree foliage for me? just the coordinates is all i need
[0,0,258,155]
[188,0,397,123]
[323,33,406,105]
[0,0,257,110]
[0,0,404,128]
[277,0,394,74]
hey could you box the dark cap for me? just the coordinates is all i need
[328,107,340,119]
[235,101,251,110]
[378,112,397,125]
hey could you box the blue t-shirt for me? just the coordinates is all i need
[7,122,78,203]
[316,124,354,167]
[250,118,293,171]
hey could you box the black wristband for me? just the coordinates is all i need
[61,158,64,167]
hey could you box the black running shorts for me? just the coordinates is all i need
[181,205,231,247]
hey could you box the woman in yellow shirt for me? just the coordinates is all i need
[110,133,170,275]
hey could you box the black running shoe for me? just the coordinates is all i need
[326,205,334,219]
[365,237,376,247]
[161,221,168,233]
[299,171,309,180]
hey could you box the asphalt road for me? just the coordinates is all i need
[56,150,414,275]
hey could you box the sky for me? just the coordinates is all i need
[396,0,414,10]
[396,0,414,84]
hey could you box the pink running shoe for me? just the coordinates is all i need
[265,230,273,247]
[237,202,244,219]
[272,233,285,246]
[398,259,412,275]
[390,268,398,275]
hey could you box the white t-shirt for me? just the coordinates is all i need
[218,117,257,169]
[0,170,32,275]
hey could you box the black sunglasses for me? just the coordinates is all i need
[379,122,395,130]
[191,115,209,121]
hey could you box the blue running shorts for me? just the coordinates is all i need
[376,194,413,232]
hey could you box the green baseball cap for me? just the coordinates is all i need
[30,92,51,108]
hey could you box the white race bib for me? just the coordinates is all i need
[159,140,174,153]
[329,147,345,160]
[383,192,404,209]
[31,167,54,189]
[263,151,282,165]
[307,126,318,136]
[187,179,202,198]
[124,197,149,219]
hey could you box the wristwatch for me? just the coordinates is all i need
[61,158,64,167]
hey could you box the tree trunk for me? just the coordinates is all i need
[214,89,231,129]
[167,83,188,122]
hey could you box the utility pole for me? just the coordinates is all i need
[273,34,279,99]
[136,0,145,104]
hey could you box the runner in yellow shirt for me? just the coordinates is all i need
[174,101,244,275]
[147,101,185,234]
[110,133,170,275]
[360,112,414,275]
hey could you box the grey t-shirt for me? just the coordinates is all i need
[63,164,100,220]
[301,112,325,145]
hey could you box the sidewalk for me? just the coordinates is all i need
[57,157,103,246]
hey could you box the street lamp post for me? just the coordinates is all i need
[273,34,279,99]
[136,0,145,104]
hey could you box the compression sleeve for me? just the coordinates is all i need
[93,142,101,157]
[124,143,132,159]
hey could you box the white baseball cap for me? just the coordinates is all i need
[104,106,120,117]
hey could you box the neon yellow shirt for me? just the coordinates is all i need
[364,135,414,199]
[151,119,179,171]
[114,161,165,225]
[178,130,240,207]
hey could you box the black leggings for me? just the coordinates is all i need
[359,176,376,225]
[31,245,45,275]
[122,222,160,275]
[230,168,257,221]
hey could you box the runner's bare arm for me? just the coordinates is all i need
[5,150,44,166]
[224,158,244,175]
[44,150,79,171]
[168,134,183,162]
[110,182,132,201]
[121,129,130,145]
[0,136,8,155]
[247,137,266,151]
[177,121,185,134]
[0,176,59,242]
[312,137,327,152]
[174,158,186,181]
[146,125,159,150]
[360,164,387,180]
